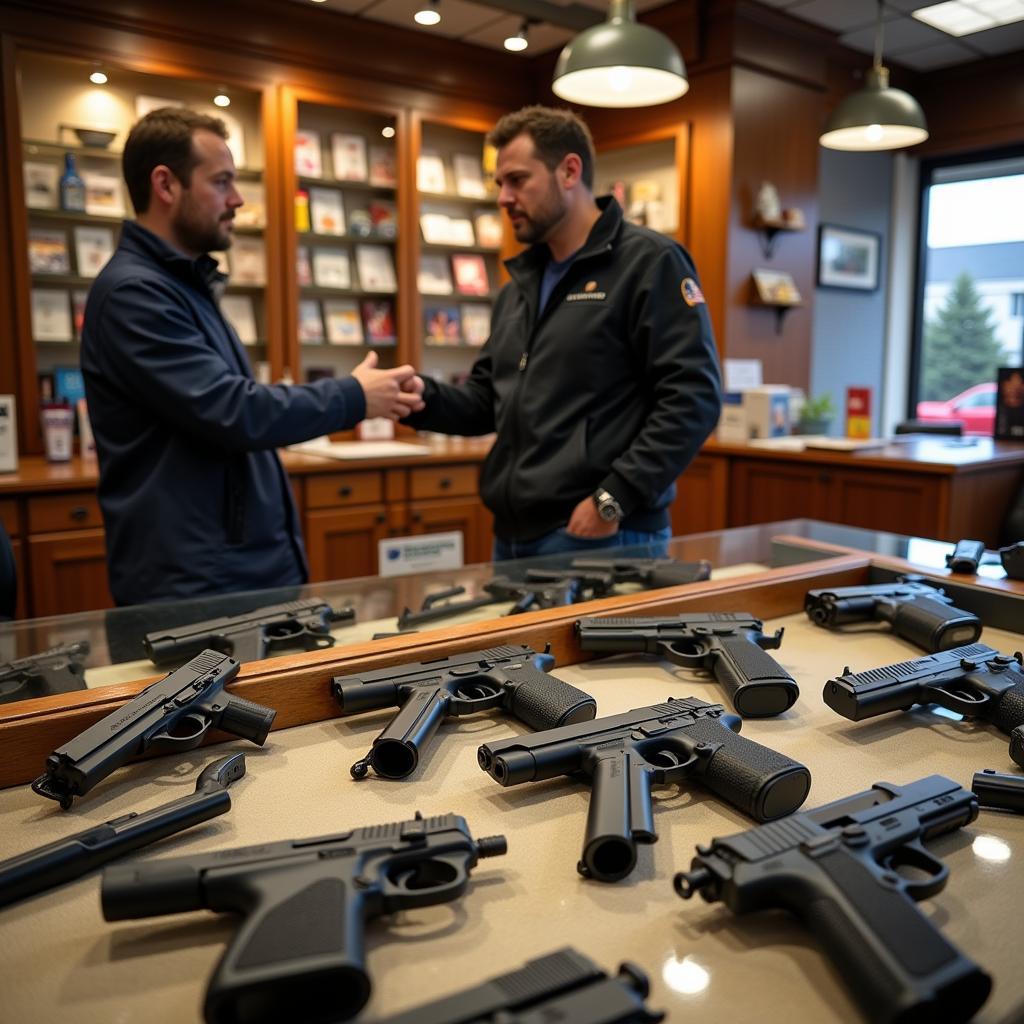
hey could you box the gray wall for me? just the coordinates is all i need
[811,149,894,435]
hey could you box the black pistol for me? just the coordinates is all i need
[101,811,507,1024]
[31,649,275,808]
[478,696,810,882]
[804,575,981,652]
[144,597,355,666]
[333,644,596,780]
[0,640,90,703]
[822,642,1024,767]
[676,775,991,1024]
[374,947,664,1023]
[575,612,798,717]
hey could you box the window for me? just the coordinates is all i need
[910,146,1024,436]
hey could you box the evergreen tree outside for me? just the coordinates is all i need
[921,270,1003,401]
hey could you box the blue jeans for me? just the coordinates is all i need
[493,526,671,562]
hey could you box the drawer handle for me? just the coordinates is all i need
[818,472,831,484]
[413,512,423,524]
[70,506,89,521]
[439,477,452,490]
[338,486,353,498]
[376,513,386,525]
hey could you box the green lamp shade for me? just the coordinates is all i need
[553,21,688,108]
[820,67,928,151]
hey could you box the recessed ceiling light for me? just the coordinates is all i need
[89,70,108,85]
[415,0,441,26]
[213,93,231,108]
[381,125,395,139]
[912,0,1024,37]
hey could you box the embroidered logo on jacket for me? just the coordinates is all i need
[567,279,607,301]
[681,277,705,306]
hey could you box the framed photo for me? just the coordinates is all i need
[73,226,115,279]
[817,224,880,291]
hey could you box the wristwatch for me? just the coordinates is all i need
[593,488,625,523]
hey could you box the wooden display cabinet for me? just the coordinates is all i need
[279,85,407,384]
[414,112,506,384]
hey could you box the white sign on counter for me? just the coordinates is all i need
[378,531,464,577]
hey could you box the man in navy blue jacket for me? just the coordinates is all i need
[82,109,423,605]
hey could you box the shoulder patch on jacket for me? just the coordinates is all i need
[681,277,705,306]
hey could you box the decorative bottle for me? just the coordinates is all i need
[59,153,86,212]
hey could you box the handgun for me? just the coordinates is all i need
[397,586,501,629]
[0,640,90,703]
[946,539,986,574]
[574,613,798,717]
[143,597,355,666]
[804,575,981,652]
[31,649,275,808]
[101,811,507,1024]
[332,644,596,780]
[570,556,712,589]
[972,768,1024,813]
[675,775,992,1024]
[478,696,810,882]
[0,752,245,908]
[1000,541,1024,581]
[375,947,663,1023]
[822,642,1024,767]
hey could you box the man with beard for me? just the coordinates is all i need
[404,106,721,559]
[81,109,424,605]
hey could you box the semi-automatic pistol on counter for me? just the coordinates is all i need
[804,575,981,652]
[374,947,664,1023]
[333,644,596,780]
[478,696,810,882]
[31,649,275,808]
[575,613,798,717]
[101,811,507,1024]
[144,597,355,666]
[675,775,991,1024]
[823,642,1024,767]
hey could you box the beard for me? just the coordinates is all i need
[508,179,568,245]
[174,198,233,255]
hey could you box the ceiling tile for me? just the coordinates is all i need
[778,0,885,32]
[362,0,504,38]
[884,0,952,11]
[966,17,1024,52]
[891,38,983,67]
[467,12,574,52]
[838,11,961,53]
[286,0,380,13]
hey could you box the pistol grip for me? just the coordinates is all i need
[205,868,370,1024]
[714,637,799,717]
[800,848,990,1024]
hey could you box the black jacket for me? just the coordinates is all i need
[406,198,722,541]
[81,221,366,605]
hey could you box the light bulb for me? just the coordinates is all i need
[381,126,396,139]
[89,70,108,85]
[213,93,231,108]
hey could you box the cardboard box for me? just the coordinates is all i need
[743,386,791,439]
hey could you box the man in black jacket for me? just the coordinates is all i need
[404,106,722,559]
[82,109,423,604]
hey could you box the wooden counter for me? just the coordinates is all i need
[0,438,494,619]
[674,436,1024,546]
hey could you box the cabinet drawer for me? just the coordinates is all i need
[409,465,477,500]
[305,471,384,509]
[0,499,18,538]
[27,493,103,532]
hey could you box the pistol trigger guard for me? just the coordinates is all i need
[882,840,949,901]
[379,854,469,909]
[660,640,704,669]
[449,685,503,715]
[149,712,211,752]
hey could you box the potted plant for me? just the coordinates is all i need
[794,393,835,435]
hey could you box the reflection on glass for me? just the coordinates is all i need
[972,834,1012,863]
[662,953,710,995]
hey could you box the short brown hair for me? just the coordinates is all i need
[123,108,228,214]
[487,105,595,190]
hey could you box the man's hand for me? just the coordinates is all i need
[352,351,426,421]
[565,495,619,539]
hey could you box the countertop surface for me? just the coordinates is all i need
[1,613,1022,1023]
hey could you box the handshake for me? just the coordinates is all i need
[351,350,426,421]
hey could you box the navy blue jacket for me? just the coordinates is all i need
[81,221,366,605]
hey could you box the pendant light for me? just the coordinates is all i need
[552,0,687,109]
[820,0,928,151]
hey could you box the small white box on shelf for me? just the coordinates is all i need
[0,395,17,472]
[716,393,746,443]
[743,386,791,439]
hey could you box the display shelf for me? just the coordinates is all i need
[751,212,805,259]
[25,208,124,226]
[299,231,396,245]
[298,174,395,195]
[421,241,498,255]
[594,132,683,239]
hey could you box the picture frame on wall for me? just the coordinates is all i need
[817,224,880,291]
